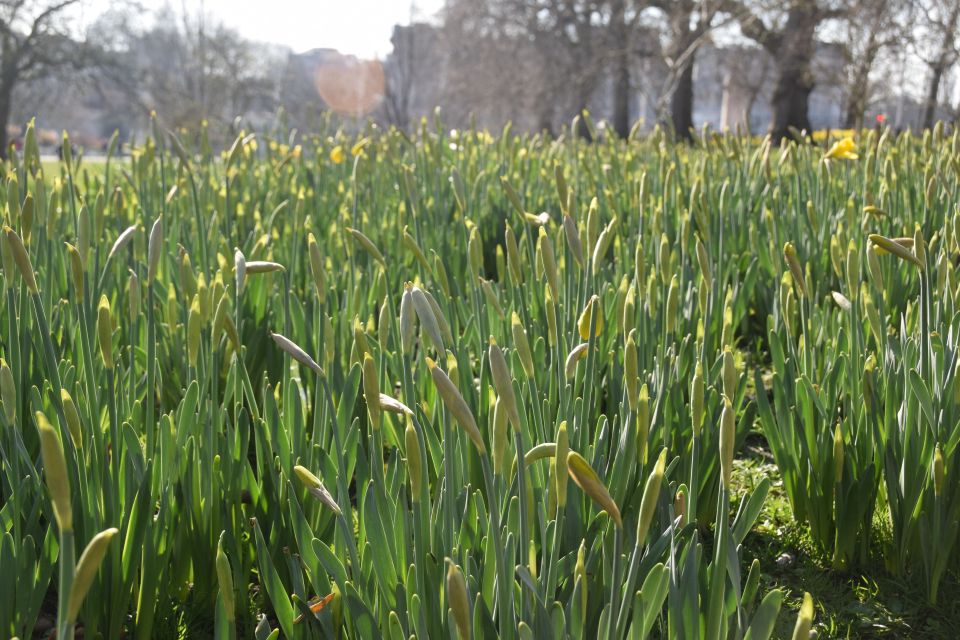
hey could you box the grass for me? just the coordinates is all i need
[734,434,960,638]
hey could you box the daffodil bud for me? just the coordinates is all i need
[62,242,84,300]
[492,398,508,476]
[270,332,323,376]
[345,227,386,267]
[538,226,559,299]
[179,250,197,299]
[791,592,814,640]
[695,235,712,289]
[833,423,844,484]
[197,273,210,322]
[446,350,459,389]
[307,232,326,303]
[722,347,736,401]
[0,358,14,424]
[427,357,485,454]
[187,296,202,368]
[423,289,453,347]
[505,223,523,284]
[720,397,735,490]
[445,559,471,640]
[869,233,923,269]
[402,227,430,271]
[638,384,650,464]
[674,485,687,526]
[545,287,557,347]
[479,277,504,318]
[147,216,163,283]
[592,216,616,274]
[0,228,13,290]
[934,444,945,497]
[353,315,370,360]
[863,355,877,413]
[404,418,423,501]
[6,175,19,223]
[37,411,72,532]
[577,295,602,340]
[637,448,667,544]
[625,331,639,412]
[783,242,807,298]
[511,312,535,379]
[487,338,519,427]
[665,275,679,335]
[97,295,114,370]
[564,214,584,268]
[634,241,646,289]
[21,193,33,245]
[623,283,636,335]
[411,286,444,353]
[468,226,483,278]
[5,227,37,293]
[67,527,119,622]
[61,389,82,449]
[362,353,380,431]
[575,539,587,613]
[914,225,927,265]
[216,531,236,621]
[692,361,704,438]
[399,283,416,355]
[293,465,341,515]
[565,343,589,379]
[75,205,93,270]
[233,247,246,295]
[841,242,859,302]
[567,451,621,527]
[432,251,450,297]
[658,233,671,284]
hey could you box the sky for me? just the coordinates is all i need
[83,0,446,59]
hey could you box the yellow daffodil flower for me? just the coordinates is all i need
[824,137,858,161]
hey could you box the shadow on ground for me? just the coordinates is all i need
[732,434,960,639]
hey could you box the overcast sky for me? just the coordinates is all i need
[83,0,445,58]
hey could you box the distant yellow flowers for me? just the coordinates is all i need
[330,140,367,164]
[824,137,858,161]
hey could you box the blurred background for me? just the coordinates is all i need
[3,0,958,153]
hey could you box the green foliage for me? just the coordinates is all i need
[3,118,955,638]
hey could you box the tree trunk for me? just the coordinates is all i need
[613,50,631,137]
[770,7,817,141]
[923,64,945,130]
[922,3,960,130]
[670,58,695,139]
[665,16,698,141]
[843,62,870,129]
[0,74,13,160]
[611,0,631,138]
[844,34,878,130]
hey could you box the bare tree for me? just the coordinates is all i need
[720,43,773,129]
[443,0,612,135]
[839,0,913,129]
[0,0,94,156]
[730,0,851,140]
[100,5,283,144]
[384,24,416,128]
[915,0,960,129]
[647,1,728,138]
